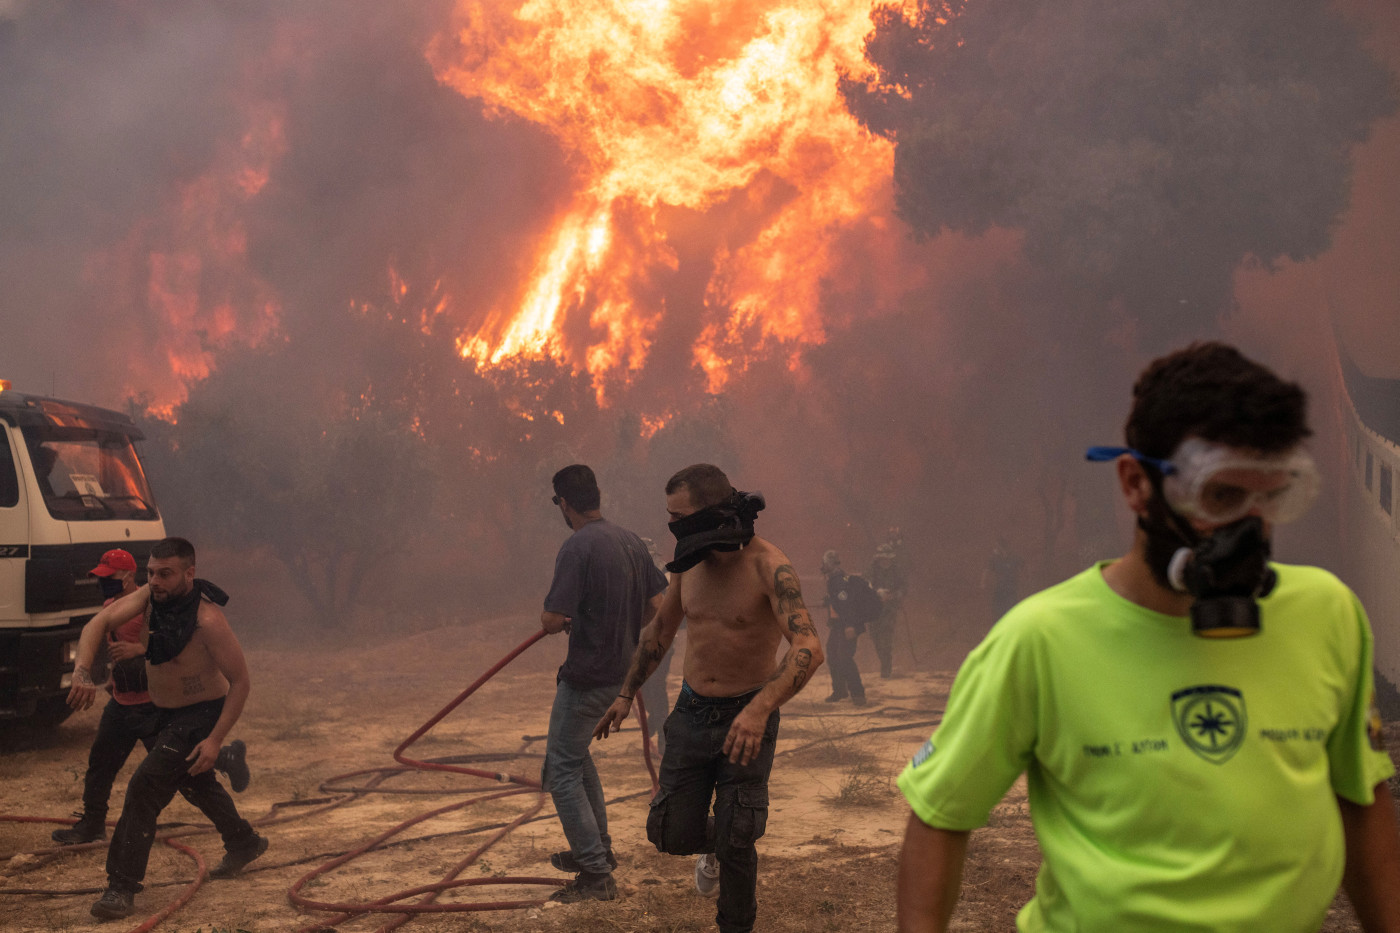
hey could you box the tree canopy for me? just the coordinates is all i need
[842,0,1396,337]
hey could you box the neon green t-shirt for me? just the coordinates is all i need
[898,562,1395,933]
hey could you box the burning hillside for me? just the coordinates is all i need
[432,0,908,398]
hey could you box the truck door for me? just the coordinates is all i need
[0,427,26,620]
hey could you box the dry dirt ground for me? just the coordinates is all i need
[0,615,1395,933]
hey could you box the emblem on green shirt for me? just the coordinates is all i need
[1171,685,1247,764]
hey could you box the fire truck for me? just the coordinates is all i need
[0,381,166,727]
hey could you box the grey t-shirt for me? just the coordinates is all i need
[544,518,669,688]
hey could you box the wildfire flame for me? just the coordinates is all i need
[432,0,897,395]
[86,101,287,420]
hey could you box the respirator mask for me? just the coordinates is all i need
[666,489,766,573]
[1087,439,1319,637]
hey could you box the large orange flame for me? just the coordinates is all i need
[432,0,896,395]
[85,101,286,420]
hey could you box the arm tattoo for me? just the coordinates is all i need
[774,565,816,635]
[774,564,802,612]
[786,613,816,636]
[623,637,666,695]
[767,647,814,691]
[791,648,812,690]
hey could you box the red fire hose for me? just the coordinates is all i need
[288,627,661,929]
[1,625,665,933]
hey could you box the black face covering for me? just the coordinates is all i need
[1139,474,1275,638]
[145,579,230,665]
[666,490,765,573]
[98,577,125,600]
[1171,516,1277,637]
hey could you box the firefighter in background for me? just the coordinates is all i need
[882,526,909,578]
[868,542,906,679]
[820,550,879,706]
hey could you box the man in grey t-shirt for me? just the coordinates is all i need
[540,464,667,903]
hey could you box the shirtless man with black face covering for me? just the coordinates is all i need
[68,537,265,922]
[594,463,824,933]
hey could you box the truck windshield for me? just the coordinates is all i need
[21,426,159,522]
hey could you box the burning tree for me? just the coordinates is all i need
[135,286,751,630]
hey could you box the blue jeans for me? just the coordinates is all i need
[648,682,778,933]
[542,678,618,875]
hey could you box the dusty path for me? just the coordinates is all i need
[0,617,939,932]
[0,616,1392,932]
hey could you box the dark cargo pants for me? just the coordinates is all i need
[106,698,255,893]
[82,699,163,823]
[647,682,777,933]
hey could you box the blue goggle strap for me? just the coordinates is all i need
[1084,446,1177,476]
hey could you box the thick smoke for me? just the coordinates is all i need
[0,1,1395,648]
[836,0,1399,627]
[0,0,566,409]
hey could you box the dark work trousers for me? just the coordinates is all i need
[825,625,865,700]
[869,605,898,678]
[82,699,163,822]
[648,682,777,933]
[107,698,256,893]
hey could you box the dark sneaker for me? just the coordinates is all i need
[90,887,135,920]
[823,693,848,703]
[550,848,617,873]
[216,739,250,793]
[694,853,720,898]
[52,816,106,845]
[210,833,268,879]
[852,696,869,707]
[549,871,618,903]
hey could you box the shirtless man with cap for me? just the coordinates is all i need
[594,463,824,933]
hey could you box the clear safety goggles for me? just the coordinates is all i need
[1086,438,1320,525]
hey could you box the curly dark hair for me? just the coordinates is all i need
[1125,342,1310,458]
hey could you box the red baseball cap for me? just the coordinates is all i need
[90,549,138,577]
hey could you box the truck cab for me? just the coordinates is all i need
[0,381,166,726]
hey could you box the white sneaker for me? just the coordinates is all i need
[694,852,720,898]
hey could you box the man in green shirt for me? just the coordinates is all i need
[897,342,1400,932]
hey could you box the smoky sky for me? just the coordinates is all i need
[0,0,568,408]
[0,0,1397,636]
